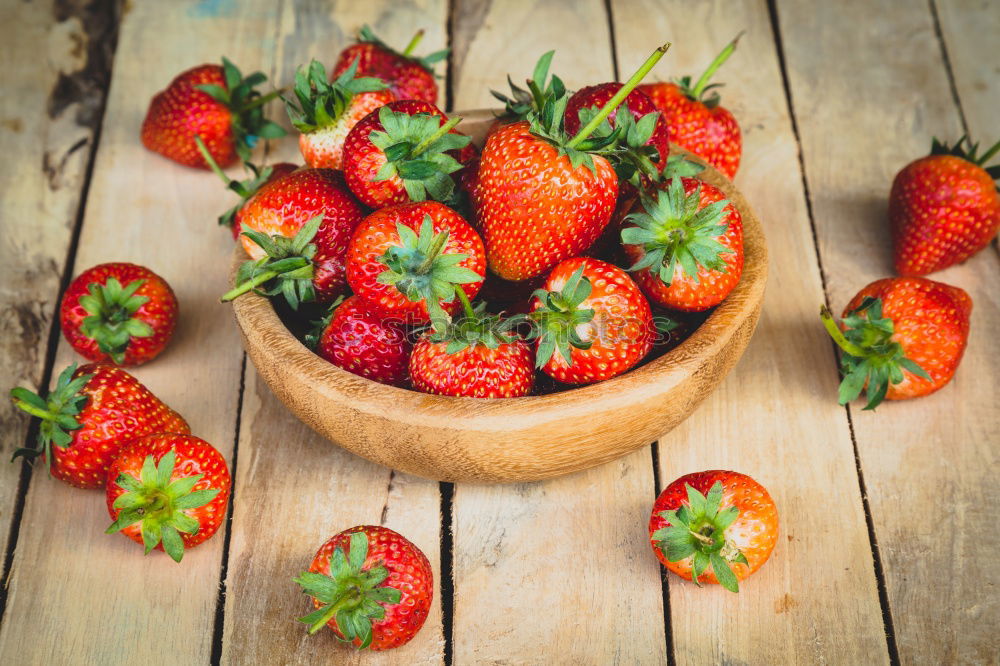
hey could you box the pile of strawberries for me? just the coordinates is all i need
[196,34,755,400]
[9,23,999,653]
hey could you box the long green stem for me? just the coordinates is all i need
[415,230,450,274]
[238,88,286,113]
[690,32,743,99]
[402,29,424,57]
[820,306,867,358]
[12,399,54,421]
[455,285,476,320]
[308,593,356,635]
[194,135,232,185]
[567,43,671,149]
[220,269,281,302]
[411,116,463,157]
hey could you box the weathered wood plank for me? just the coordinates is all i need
[934,0,1000,143]
[221,2,448,663]
[778,0,1000,663]
[221,373,445,665]
[0,0,117,570]
[449,1,668,662]
[0,2,278,662]
[611,1,891,663]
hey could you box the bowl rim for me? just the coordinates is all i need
[230,132,767,433]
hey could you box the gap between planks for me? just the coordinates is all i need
[0,0,124,631]
[764,1,901,662]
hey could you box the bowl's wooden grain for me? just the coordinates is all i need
[230,109,767,483]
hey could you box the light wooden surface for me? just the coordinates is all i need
[611,1,890,662]
[778,1,1000,663]
[1,1,997,664]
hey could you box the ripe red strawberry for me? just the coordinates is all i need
[194,135,298,240]
[475,46,669,281]
[649,470,778,592]
[10,363,189,489]
[342,100,472,208]
[141,58,285,169]
[530,257,654,384]
[309,295,412,387]
[622,177,743,311]
[410,288,534,397]
[889,136,1000,275]
[332,26,448,104]
[821,277,971,409]
[105,434,230,562]
[295,525,433,650]
[564,82,670,181]
[284,59,394,170]
[222,168,365,307]
[346,201,486,327]
[60,263,178,366]
[639,34,743,179]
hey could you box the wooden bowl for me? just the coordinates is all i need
[230,109,767,483]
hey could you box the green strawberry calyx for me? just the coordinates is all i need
[652,481,748,593]
[284,59,388,134]
[574,102,665,187]
[10,363,93,468]
[527,266,596,368]
[930,136,1000,186]
[421,286,524,354]
[195,57,287,162]
[76,276,155,364]
[368,106,471,203]
[194,135,281,229]
[105,449,221,563]
[376,215,483,332]
[220,214,324,309]
[491,50,566,124]
[820,297,931,411]
[294,531,402,648]
[528,44,670,175]
[622,177,734,286]
[674,32,743,109]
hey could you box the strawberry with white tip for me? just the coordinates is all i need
[284,59,394,170]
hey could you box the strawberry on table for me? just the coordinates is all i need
[342,101,472,209]
[295,525,433,650]
[141,57,285,169]
[221,168,365,306]
[106,434,231,563]
[889,136,1000,276]
[621,177,743,311]
[410,287,535,398]
[820,277,971,409]
[346,201,486,327]
[284,59,394,170]
[60,262,178,366]
[332,26,448,104]
[10,363,189,489]
[194,135,298,240]
[530,257,654,384]
[649,470,778,592]
[475,45,669,281]
[309,295,412,387]
[639,34,743,179]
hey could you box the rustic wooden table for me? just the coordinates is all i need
[1,1,997,664]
